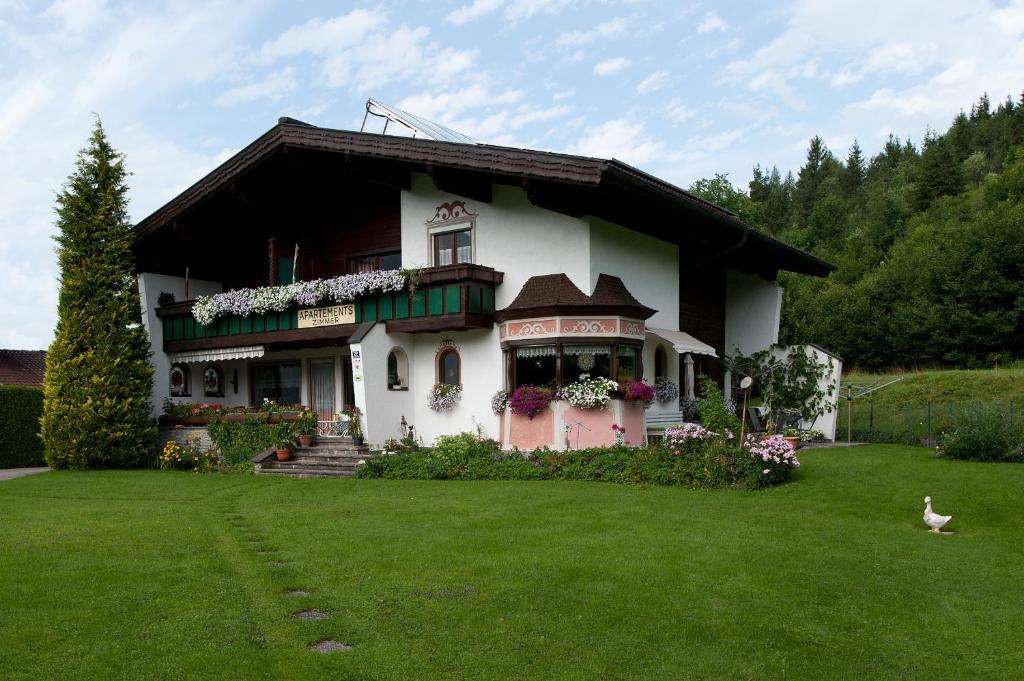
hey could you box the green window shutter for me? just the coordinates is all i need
[482,288,495,314]
[266,313,278,331]
[380,293,394,320]
[428,288,443,316]
[363,297,377,322]
[445,286,461,314]
[395,292,409,319]
[229,317,240,335]
[278,256,294,285]
[411,291,426,317]
[241,317,252,333]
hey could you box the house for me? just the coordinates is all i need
[133,113,835,449]
[0,350,46,388]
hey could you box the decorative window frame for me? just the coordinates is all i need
[169,363,191,397]
[203,364,224,397]
[426,200,477,267]
[387,347,410,391]
[436,343,462,387]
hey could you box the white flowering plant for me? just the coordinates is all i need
[654,377,679,403]
[491,389,509,415]
[191,269,414,325]
[428,383,462,412]
[558,374,618,409]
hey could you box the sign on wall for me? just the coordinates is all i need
[297,304,356,329]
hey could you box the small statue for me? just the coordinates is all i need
[923,496,953,534]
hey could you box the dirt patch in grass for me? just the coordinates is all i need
[309,639,351,653]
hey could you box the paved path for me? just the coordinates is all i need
[0,467,51,481]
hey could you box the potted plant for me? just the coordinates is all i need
[273,421,296,461]
[345,407,364,446]
[296,408,317,447]
[782,427,802,450]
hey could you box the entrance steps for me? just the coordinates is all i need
[254,438,370,478]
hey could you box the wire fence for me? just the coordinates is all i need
[836,400,1024,446]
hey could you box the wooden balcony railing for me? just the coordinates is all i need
[156,264,504,352]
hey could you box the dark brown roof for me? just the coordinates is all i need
[503,274,591,310]
[496,273,656,322]
[0,350,46,388]
[134,119,835,277]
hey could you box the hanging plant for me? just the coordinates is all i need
[491,389,509,415]
[508,385,554,419]
[428,383,462,412]
[621,380,656,405]
[654,377,679,403]
[191,269,419,325]
[558,374,618,410]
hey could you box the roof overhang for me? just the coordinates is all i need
[134,120,835,278]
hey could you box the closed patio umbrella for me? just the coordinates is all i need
[684,353,695,400]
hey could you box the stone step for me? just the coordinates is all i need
[257,467,355,478]
[291,455,364,465]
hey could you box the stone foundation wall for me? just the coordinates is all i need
[157,426,214,451]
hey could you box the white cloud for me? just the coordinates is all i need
[446,0,504,26]
[552,87,575,101]
[665,99,695,124]
[593,57,631,76]
[44,0,108,33]
[215,68,297,106]
[570,119,663,165]
[636,70,669,94]
[257,9,387,63]
[697,11,728,33]
[556,17,627,47]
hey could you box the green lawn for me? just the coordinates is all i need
[2,446,1022,680]
[838,366,1024,442]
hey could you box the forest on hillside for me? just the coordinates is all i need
[689,91,1024,370]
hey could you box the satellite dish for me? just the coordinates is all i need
[739,377,754,390]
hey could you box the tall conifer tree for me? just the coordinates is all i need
[42,119,154,469]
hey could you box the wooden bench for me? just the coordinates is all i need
[645,412,691,441]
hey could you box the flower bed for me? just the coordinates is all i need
[359,429,800,490]
[191,269,413,325]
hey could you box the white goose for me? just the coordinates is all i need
[923,496,953,533]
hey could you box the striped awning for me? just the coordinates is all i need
[646,328,717,357]
[168,345,266,364]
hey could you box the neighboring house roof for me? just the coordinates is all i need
[496,273,656,321]
[134,118,835,277]
[0,350,46,388]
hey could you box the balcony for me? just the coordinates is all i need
[157,264,504,352]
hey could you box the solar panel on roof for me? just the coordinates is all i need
[360,99,477,144]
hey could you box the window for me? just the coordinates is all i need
[654,346,667,380]
[348,252,401,274]
[438,348,460,385]
[387,348,409,390]
[203,365,224,397]
[617,345,640,384]
[514,345,557,389]
[250,362,301,405]
[433,229,472,266]
[563,345,611,382]
[169,363,190,397]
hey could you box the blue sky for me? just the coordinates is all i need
[3,0,1024,349]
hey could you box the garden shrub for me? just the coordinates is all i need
[696,375,740,435]
[357,429,799,490]
[936,404,1024,462]
[0,386,45,468]
[206,417,278,465]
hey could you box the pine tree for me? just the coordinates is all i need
[792,136,840,222]
[41,119,155,469]
[842,140,866,196]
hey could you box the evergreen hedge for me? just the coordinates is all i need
[0,386,45,468]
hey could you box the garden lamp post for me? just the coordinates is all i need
[738,376,754,443]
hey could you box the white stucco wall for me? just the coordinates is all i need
[138,272,223,416]
[400,174,592,308]
[406,328,503,444]
[588,218,679,328]
[642,337,681,417]
[349,325,415,444]
[767,344,843,441]
[724,270,782,357]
